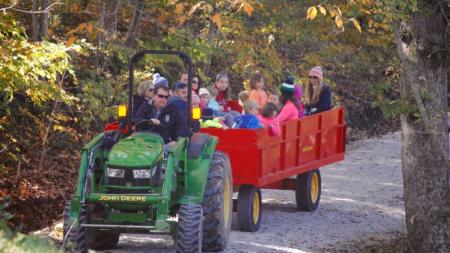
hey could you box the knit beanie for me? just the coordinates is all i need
[153,73,169,88]
[280,76,295,94]
[309,66,323,80]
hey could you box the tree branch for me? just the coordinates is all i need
[0,2,63,14]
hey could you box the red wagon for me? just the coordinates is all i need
[201,107,346,231]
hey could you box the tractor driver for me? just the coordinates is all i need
[135,85,190,148]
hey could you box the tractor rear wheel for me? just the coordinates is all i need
[176,204,203,253]
[202,151,233,251]
[237,185,262,232]
[296,169,321,211]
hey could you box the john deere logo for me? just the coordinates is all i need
[99,195,146,202]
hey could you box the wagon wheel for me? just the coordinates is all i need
[237,185,262,232]
[296,169,321,211]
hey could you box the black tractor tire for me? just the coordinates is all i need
[296,169,321,211]
[176,204,203,253]
[202,151,233,252]
[63,204,89,253]
[237,185,262,232]
[63,202,119,252]
[89,231,120,250]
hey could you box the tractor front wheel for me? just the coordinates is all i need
[237,185,262,232]
[202,151,233,251]
[176,204,203,253]
[63,203,89,253]
[296,169,321,211]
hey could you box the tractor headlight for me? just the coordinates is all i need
[133,169,151,179]
[107,168,125,178]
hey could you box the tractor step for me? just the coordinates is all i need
[81,224,155,230]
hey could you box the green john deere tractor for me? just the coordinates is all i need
[63,50,233,252]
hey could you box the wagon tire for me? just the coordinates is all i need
[237,185,262,232]
[202,151,233,251]
[176,204,203,253]
[296,169,321,211]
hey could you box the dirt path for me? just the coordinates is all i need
[104,132,405,253]
[37,132,405,252]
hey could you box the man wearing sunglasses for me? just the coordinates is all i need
[135,85,189,146]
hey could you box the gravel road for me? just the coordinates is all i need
[103,132,405,253]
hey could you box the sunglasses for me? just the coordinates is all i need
[309,76,319,79]
[157,94,170,99]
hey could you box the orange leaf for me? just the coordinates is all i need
[66,36,77,47]
[175,3,184,14]
[178,16,186,25]
[86,23,94,34]
[211,13,222,28]
[243,3,254,16]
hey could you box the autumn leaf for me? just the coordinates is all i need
[86,23,94,34]
[349,18,362,33]
[188,1,203,16]
[178,16,186,25]
[318,5,326,15]
[175,3,184,14]
[243,3,254,16]
[66,36,77,47]
[335,15,344,29]
[307,6,317,20]
[212,13,222,28]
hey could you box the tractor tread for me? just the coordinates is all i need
[176,204,203,253]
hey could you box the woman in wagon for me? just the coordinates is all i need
[269,77,301,136]
[304,66,332,115]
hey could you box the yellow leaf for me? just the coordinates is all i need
[306,6,317,20]
[329,8,337,18]
[178,16,186,25]
[175,3,184,14]
[188,1,203,16]
[86,23,94,34]
[349,18,362,33]
[334,5,342,16]
[335,15,344,29]
[66,36,77,47]
[318,5,326,15]
[243,3,254,16]
[53,124,65,131]
[211,13,222,28]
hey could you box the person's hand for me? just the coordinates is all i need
[219,105,224,111]
[149,119,160,125]
[167,141,176,147]
[222,125,229,130]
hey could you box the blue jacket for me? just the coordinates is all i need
[233,114,261,129]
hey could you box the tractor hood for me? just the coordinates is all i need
[107,132,164,168]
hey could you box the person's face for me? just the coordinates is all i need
[309,75,320,86]
[180,73,188,84]
[145,86,154,99]
[269,95,279,104]
[215,78,228,91]
[176,87,188,101]
[256,78,264,89]
[192,77,199,90]
[200,94,209,105]
[153,89,169,109]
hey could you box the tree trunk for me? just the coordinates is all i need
[39,0,49,39]
[32,0,40,41]
[125,0,144,46]
[396,1,450,252]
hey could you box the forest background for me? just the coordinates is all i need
[0,0,401,232]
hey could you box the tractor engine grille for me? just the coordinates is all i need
[106,168,151,187]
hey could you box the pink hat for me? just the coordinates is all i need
[309,66,323,80]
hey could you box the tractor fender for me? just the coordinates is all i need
[179,133,218,204]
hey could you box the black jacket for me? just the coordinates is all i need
[305,85,332,115]
[135,101,190,143]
